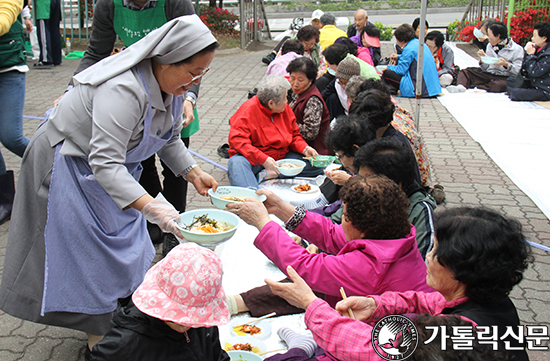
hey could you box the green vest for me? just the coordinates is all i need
[34,0,51,20]
[0,11,27,68]
[113,0,167,46]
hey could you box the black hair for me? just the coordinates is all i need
[394,24,416,43]
[286,57,318,82]
[534,22,550,41]
[296,25,320,43]
[349,89,395,129]
[412,17,429,31]
[281,39,305,55]
[433,207,533,305]
[356,78,391,95]
[353,138,417,192]
[479,18,497,32]
[326,114,376,157]
[320,13,336,26]
[488,21,508,40]
[334,37,358,56]
[322,43,349,65]
[425,30,444,48]
[173,42,219,66]
[360,24,381,43]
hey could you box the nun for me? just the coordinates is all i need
[0,15,218,350]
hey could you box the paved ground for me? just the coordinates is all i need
[0,40,549,360]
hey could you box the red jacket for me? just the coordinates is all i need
[228,96,309,165]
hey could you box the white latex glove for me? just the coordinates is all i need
[140,193,182,238]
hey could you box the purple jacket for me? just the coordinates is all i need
[254,212,433,307]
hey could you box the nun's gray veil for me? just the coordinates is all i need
[74,14,217,86]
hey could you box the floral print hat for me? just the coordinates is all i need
[132,243,230,327]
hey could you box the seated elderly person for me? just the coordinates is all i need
[315,43,347,92]
[88,243,230,361]
[335,36,373,66]
[322,57,362,119]
[319,13,348,50]
[287,57,332,155]
[425,30,455,87]
[472,18,497,50]
[224,175,433,317]
[227,75,320,188]
[354,139,436,259]
[507,22,550,101]
[352,78,434,192]
[382,24,441,97]
[347,9,381,64]
[266,40,304,77]
[454,21,524,93]
[264,271,510,361]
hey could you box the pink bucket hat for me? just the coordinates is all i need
[132,243,230,328]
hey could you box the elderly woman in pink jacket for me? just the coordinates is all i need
[225,174,433,317]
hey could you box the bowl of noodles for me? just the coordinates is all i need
[176,209,241,247]
[276,159,306,176]
[208,186,267,210]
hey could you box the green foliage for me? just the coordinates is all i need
[447,19,460,41]
[374,21,394,41]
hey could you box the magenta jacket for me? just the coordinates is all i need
[254,212,433,307]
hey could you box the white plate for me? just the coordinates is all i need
[229,318,272,340]
[222,336,267,353]
[291,183,320,194]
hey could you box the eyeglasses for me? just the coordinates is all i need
[335,152,344,161]
[182,65,210,84]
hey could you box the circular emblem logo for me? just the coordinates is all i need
[371,315,418,360]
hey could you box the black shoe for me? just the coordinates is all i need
[0,171,15,225]
[163,233,180,258]
[261,52,275,65]
[217,143,230,159]
[33,61,54,68]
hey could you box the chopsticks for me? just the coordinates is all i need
[339,287,356,319]
[258,348,287,356]
[234,312,277,328]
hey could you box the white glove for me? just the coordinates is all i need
[141,193,182,238]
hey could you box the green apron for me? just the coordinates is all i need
[34,0,51,20]
[113,0,167,46]
[180,108,199,138]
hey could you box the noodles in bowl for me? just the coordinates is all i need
[177,209,241,247]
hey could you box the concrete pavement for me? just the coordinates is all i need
[0,40,548,360]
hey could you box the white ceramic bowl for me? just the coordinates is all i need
[208,186,267,209]
[226,350,263,361]
[229,318,272,340]
[276,159,306,177]
[222,336,267,354]
[481,56,499,65]
[177,209,241,247]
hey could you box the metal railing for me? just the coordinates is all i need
[60,0,94,43]
[239,0,270,49]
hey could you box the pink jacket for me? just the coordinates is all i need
[305,293,470,361]
[253,212,433,307]
[266,52,302,77]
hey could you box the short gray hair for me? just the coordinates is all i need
[320,13,336,26]
[345,75,367,100]
[256,75,291,107]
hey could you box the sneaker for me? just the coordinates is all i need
[217,143,229,159]
[430,184,446,204]
[33,61,54,68]
[261,52,276,65]
[447,85,467,93]
[162,233,180,258]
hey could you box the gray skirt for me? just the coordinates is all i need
[0,124,113,335]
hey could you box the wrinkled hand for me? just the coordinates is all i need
[186,167,218,196]
[141,197,182,238]
[255,188,294,221]
[263,157,280,175]
[326,170,352,186]
[226,198,271,230]
[306,244,319,254]
[182,99,195,128]
[24,18,33,33]
[493,57,508,68]
[265,266,318,309]
[525,42,536,55]
[389,53,398,65]
[303,146,318,159]
[335,296,377,321]
[477,49,487,58]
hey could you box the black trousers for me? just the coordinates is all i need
[507,77,550,101]
[382,69,403,91]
